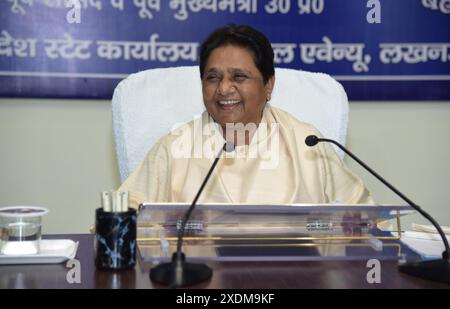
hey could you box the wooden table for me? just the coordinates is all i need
[0,234,448,289]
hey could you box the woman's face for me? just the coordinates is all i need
[202,45,274,129]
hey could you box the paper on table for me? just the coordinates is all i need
[412,223,450,235]
[394,231,449,258]
[0,239,78,265]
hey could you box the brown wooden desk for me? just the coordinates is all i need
[0,234,448,289]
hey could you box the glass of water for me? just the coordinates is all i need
[0,206,49,255]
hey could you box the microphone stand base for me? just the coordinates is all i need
[150,253,212,287]
[398,258,450,284]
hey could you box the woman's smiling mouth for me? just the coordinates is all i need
[217,99,242,110]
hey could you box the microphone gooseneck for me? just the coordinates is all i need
[150,142,234,288]
[305,134,450,283]
[175,141,233,255]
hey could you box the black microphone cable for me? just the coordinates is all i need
[150,141,235,288]
[305,134,450,283]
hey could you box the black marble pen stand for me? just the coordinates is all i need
[95,208,137,270]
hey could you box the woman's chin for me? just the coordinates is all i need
[217,116,244,128]
[213,112,242,126]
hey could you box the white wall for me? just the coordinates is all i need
[346,102,450,230]
[0,98,449,234]
[0,99,120,234]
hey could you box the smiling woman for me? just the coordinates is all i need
[201,45,273,145]
[200,25,275,141]
[118,24,374,208]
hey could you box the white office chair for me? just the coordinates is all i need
[112,66,349,183]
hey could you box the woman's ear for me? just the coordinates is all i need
[265,76,275,101]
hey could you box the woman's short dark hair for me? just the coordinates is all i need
[199,25,275,84]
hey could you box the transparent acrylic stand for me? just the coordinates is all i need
[136,203,420,263]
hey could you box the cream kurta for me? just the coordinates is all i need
[119,105,373,208]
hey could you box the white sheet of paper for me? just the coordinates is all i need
[395,231,449,258]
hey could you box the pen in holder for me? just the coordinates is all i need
[95,191,136,270]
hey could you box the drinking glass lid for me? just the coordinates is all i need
[0,206,49,218]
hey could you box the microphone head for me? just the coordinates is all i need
[305,135,319,147]
[224,141,235,153]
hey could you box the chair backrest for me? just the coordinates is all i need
[112,66,349,182]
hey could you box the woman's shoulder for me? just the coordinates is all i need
[155,111,208,149]
[268,105,321,136]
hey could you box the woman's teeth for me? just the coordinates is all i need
[219,100,241,105]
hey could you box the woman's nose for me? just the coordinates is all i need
[217,79,236,95]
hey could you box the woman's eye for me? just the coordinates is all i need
[234,74,247,81]
[206,75,220,82]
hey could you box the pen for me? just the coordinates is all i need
[101,190,128,212]
[102,191,112,212]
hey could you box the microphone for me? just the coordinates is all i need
[150,141,235,287]
[305,135,319,147]
[305,135,450,283]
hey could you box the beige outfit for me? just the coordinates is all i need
[119,105,373,208]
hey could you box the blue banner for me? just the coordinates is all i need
[1,0,449,100]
